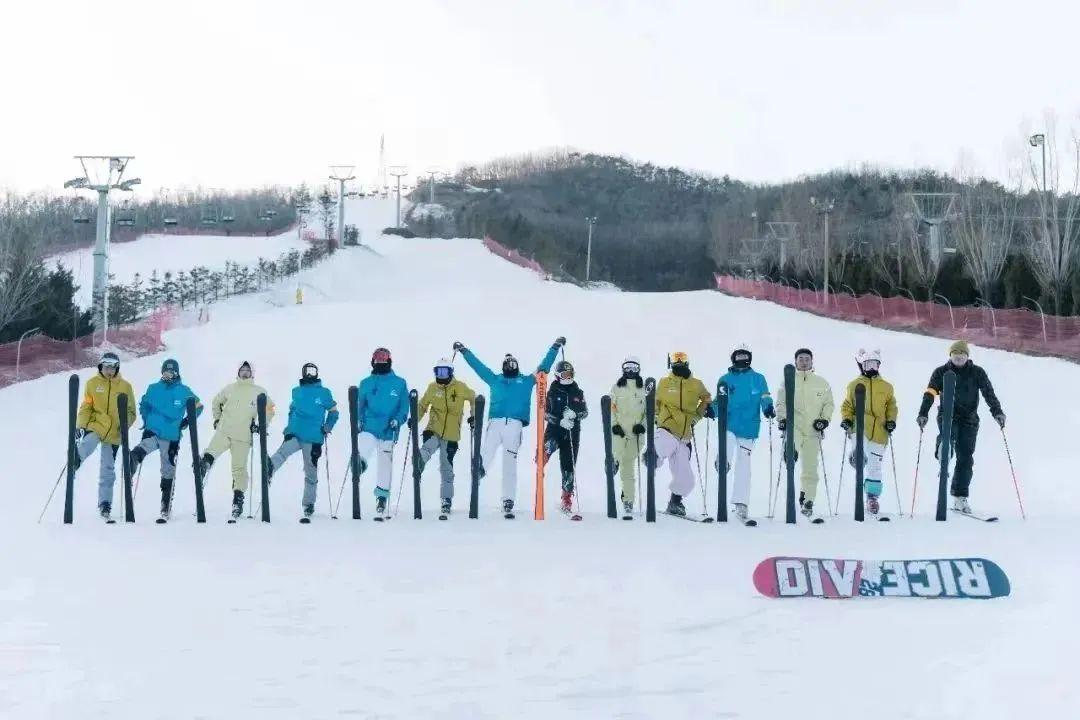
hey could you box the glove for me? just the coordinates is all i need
[389,419,399,431]
[213,418,220,430]
[321,424,331,435]
[632,423,645,436]
[74,427,87,441]
[763,405,776,420]
[250,421,260,434]
[916,415,928,429]
[611,425,625,437]
[562,408,576,420]
[704,405,716,420]
[840,419,853,436]
[812,418,828,433]
[453,341,465,352]
[994,413,1006,429]
[885,420,896,434]
[467,416,475,428]
[559,417,575,430]
[777,418,787,432]
[179,418,189,431]
[554,336,566,348]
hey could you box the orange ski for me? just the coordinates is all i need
[534,371,548,520]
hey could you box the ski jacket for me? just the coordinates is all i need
[211,379,275,439]
[610,376,647,433]
[775,370,833,435]
[917,360,1002,423]
[284,379,339,444]
[545,380,589,428]
[461,345,559,427]
[418,378,476,443]
[656,373,711,441]
[841,375,897,445]
[356,371,409,442]
[710,368,773,440]
[140,378,202,443]
[77,372,137,446]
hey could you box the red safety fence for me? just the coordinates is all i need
[483,236,548,278]
[715,275,1080,361]
[0,306,179,388]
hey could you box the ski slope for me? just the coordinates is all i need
[4,197,1076,719]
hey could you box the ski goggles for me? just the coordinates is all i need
[503,355,519,371]
[372,349,391,364]
[161,370,176,381]
[434,365,453,380]
[556,368,575,381]
[100,358,119,368]
[621,361,641,375]
[669,351,688,365]
[861,359,880,371]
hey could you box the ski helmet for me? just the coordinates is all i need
[856,348,881,376]
[502,354,520,376]
[731,343,752,369]
[301,362,319,379]
[98,351,120,373]
[161,358,180,379]
[669,350,690,377]
[433,357,454,382]
[371,347,392,369]
[554,360,575,384]
[238,360,254,377]
[621,355,641,376]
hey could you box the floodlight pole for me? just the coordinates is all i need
[585,216,598,282]
[1030,133,1054,272]
[389,167,408,228]
[811,197,835,307]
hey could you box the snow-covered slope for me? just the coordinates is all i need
[3,198,1074,719]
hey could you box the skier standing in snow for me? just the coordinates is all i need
[654,351,711,517]
[131,358,202,521]
[708,344,774,522]
[775,348,834,518]
[455,337,563,517]
[355,348,410,519]
[415,357,477,517]
[609,356,647,515]
[200,361,276,520]
[915,340,1004,515]
[543,360,589,514]
[74,351,137,521]
[267,363,338,520]
[840,349,897,518]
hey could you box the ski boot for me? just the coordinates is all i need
[230,490,244,520]
[98,502,112,523]
[502,498,515,518]
[440,498,452,516]
[866,494,880,517]
[952,495,972,515]
[800,499,814,518]
[200,453,215,477]
[621,493,634,517]
[666,493,686,517]
[128,446,146,477]
[375,495,387,519]
[302,504,315,522]
[560,490,574,514]
[157,481,172,523]
[734,503,749,522]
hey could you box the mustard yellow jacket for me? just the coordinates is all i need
[77,372,137,446]
[841,375,898,445]
[418,378,476,443]
[655,373,711,440]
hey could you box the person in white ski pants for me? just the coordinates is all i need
[356,432,397,497]
[726,433,756,507]
[481,417,523,503]
[653,430,696,496]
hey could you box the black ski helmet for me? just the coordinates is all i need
[301,362,319,380]
[554,360,575,383]
[502,354,520,377]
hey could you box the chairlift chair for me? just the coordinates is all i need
[201,206,219,226]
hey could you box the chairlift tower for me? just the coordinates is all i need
[766,221,799,270]
[388,166,408,228]
[64,156,140,337]
[425,167,440,205]
[329,165,356,246]
[909,193,958,269]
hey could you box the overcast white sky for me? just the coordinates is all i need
[1,0,1076,195]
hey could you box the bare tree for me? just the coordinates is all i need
[0,216,46,338]
[954,184,1018,302]
[893,198,939,298]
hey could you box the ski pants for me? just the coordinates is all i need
[654,428,695,497]
[543,423,581,492]
[204,430,252,492]
[77,432,119,507]
[419,431,459,500]
[937,416,979,498]
[481,417,523,503]
[270,436,323,507]
[725,432,756,508]
[613,433,643,502]
[134,432,180,481]
[793,429,822,503]
[849,438,886,497]
[357,431,395,499]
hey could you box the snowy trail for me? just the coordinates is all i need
[3,198,1076,718]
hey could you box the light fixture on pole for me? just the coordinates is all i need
[65,156,139,341]
[329,165,356,250]
[388,166,408,228]
[585,216,598,283]
[1029,133,1056,271]
[810,196,835,307]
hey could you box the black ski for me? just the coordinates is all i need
[936,370,957,521]
[187,397,206,523]
[601,395,616,519]
[853,383,866,522]
[257,393,270,523]
[409,389,422,519]
[715,380,729,522]
[783,364,796,524]
[661,511,712,523]
[348,385,361,520]
[740,517,758,527]
[951,509,999,523]
[65,374,78,524]
[645,377,657,523]
[117,393,135,523]
[469,395,485,519]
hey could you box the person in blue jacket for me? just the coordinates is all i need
[130,358,202,521]
[707,344,774,522]
[356,347,410,518]
[268,363,339,520]
[454,336,564,516]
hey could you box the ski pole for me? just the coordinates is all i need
[635,435,643,516]
[768,440,783,519]
[690,428,708,517]
[889,440,903,517]
[835,433,849,516]
[324,434,333,517]
[392,439,407,518]
[37,463,68,524]
[910,428,924,518]
[246,440,255,519]
[704,420,711,515]
[569,428,582,515]
[999,426,1026,520]
[332,464,349,519]
[818,435,834,517]
[132,462,144,500]
[767,420,774,517]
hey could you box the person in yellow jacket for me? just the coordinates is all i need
[840,349,898,518]
[609,355,647,516]
[416,358,476,516]
[654,351,711,517]
[200,361,275,520]
[74,351,137,521]
[775,348,834,518]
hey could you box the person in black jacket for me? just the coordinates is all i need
[543,360,589,514]
[916,340,1005,514]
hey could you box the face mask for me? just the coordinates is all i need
[238,369,252,379]
[557,372,574,385]
[162,370,176,382]
[950,353,968,366]
[732,354,751,369]
[502,357,519,377]
[672,364,691,379]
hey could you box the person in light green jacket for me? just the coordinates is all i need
[609,356,647,515]
[774,348,834,518]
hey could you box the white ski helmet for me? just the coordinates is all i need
[621,355,641,374]
[856,348,882,367]
[434,357,454,381]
